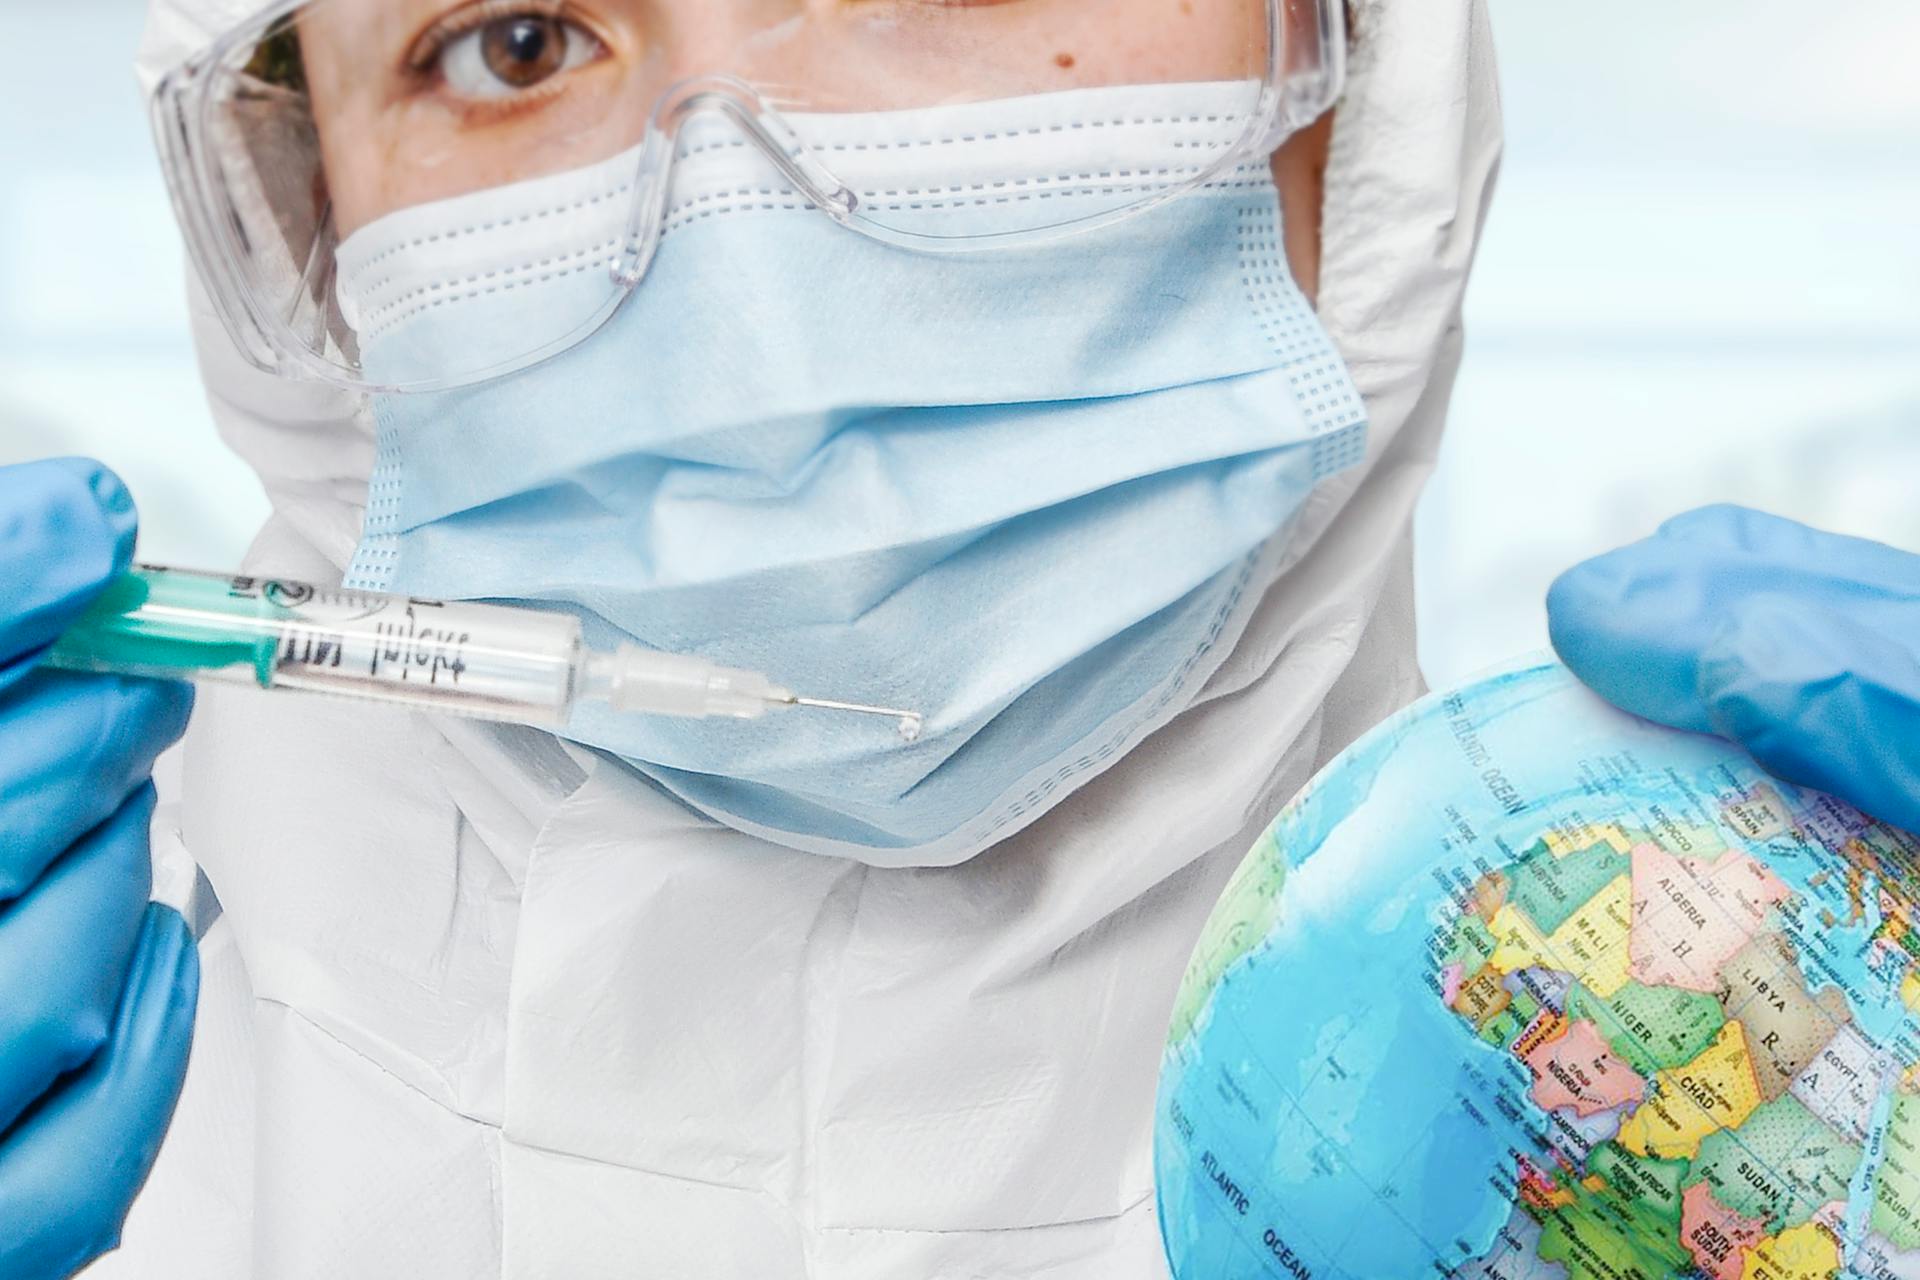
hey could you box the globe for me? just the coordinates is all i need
[1156,658,1920,1280]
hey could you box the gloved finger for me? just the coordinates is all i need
[0,459,138,685]
[1547,541,1720,740]
[0,786,155,1137]
[1551,507,1801,734]
[1698,595,1920,836]
[0,672,193,902]
[1548,504,1920,833]
[1549,506,1920,732]
[0,903,197,1280]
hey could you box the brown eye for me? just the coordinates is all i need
[480,16,567,88]
[423,9,606,102]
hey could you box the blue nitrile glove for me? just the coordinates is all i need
[1548,504,1920,836]
[0,459,199,1279]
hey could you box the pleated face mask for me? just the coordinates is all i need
[338,82,1368,864]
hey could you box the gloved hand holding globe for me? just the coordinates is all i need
[1156,507,1920,1280]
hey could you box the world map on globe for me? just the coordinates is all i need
[1156,658,1920,1280]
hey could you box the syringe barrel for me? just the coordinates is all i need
[46,565,584,728]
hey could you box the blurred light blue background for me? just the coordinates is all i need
[0,0,270,567]
[1415,1,1920,684]
[2,0,1916,686]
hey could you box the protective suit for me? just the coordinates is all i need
[92,0,1501,1274]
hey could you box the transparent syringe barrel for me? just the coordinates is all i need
[46,565,584,727]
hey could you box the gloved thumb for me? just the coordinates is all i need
[0,460,139,687]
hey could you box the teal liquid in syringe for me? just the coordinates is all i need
[46,565,922,737]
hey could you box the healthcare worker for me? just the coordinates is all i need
[0,0,1895,1275]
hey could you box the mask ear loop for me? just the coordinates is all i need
[611,76,860,290]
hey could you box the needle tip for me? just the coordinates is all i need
[789,695,924,741]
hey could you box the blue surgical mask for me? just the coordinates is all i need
[338,85,1367,864]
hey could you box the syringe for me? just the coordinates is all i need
[44,565,923,739]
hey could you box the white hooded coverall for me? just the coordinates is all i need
[94,2,1501,1275]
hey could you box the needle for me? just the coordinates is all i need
[783,694,925,742]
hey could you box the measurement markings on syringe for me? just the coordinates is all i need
[276,603,472,686]
[370,605,471,684]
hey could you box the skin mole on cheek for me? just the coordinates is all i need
[1054,51,1076,69]
[1179,0,1193,12]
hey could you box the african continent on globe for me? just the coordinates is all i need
[1156,658,1920,1280]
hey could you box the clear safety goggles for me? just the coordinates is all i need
[152,0,1345,393]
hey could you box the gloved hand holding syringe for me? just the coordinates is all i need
[45,565,924,740]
